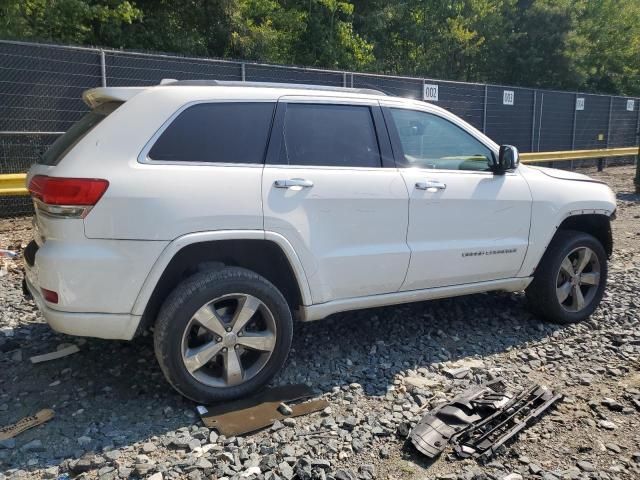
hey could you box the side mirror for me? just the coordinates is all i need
[490,145,519,173]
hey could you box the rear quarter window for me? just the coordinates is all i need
[39,102,121,166]
[147,102,275,164]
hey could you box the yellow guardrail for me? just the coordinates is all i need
[0,146,637,197]
[0,173,28,196]
[520,146,638,163]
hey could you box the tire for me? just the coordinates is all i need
[526,230,607,324]
[154,266,293,403]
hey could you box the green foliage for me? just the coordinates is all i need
[0,1,142,45]
[1,0,639,95]
[568,0,640,95]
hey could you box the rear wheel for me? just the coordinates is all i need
[526,230,607,324]
[154,267,293,403]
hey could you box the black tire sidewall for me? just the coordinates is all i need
[154,267,293,403]
[529,231,607,324]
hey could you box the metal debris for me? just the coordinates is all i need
[443,367,471,379]
[200,384,329,436]
[409,379,562,461]
[0,249,17,259]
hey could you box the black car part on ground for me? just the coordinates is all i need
[409,379,562,461]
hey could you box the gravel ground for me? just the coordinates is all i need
[1,165,639,480]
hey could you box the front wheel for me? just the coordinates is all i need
[154,267,293,403]
[526,230,607,324]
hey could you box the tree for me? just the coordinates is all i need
[0,0,141,46]
[568,0,640,95]
[0,0,638,95]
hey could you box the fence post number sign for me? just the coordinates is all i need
[423,84,438,101]
[576,97,585,111]
[503,90,514,105]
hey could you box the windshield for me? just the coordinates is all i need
[39,102,121,166]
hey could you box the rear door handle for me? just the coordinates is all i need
[274,178,314,188]
[415,180,446,191]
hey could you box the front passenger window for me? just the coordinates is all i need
[389,108,493,171]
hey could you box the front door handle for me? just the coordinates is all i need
[274,178,314,189]
[415,180,446,191]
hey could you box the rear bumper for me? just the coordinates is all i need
[24,275,141,340]
[23,229,168,312]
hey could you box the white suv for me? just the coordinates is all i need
[24,81,616,402]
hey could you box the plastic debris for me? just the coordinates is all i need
[0,409,55,440]
[30,344,80,364]
[410,379,562,461]
[196,405,208,416]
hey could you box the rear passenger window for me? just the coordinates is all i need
[279,104,381,168]
[148,102,274,163]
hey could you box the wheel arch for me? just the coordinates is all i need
[528,211,613,277]
[132,231,312,333]
[554,212,613,258]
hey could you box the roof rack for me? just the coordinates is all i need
[160,79,387,96]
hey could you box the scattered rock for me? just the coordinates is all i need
[379,446,390,459]
[601,397,624,412]
[502,474,523,480]
[77,436,92,447]
[0,439,16,449]
[605,443,621,453]
[577,461,596,472]
[335,469,356,480]
[598,420,617,430]
[279,461,294,480]
[21,439,44,452]
[359,463,376,479]
[278,402,293,415]
[404,375,441,390]
[141,442,157,453]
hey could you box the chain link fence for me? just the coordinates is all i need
[1,39,639,216]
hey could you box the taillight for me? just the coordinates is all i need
[28,175,109,218]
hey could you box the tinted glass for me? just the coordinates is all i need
[39,102,121,166]
[149,102,275,163]
[279,104,380,168]
[390,108,493,171]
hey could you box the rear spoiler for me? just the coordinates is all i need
[82,87,148,109]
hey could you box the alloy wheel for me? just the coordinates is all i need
[555,246,601,313]
[180,293,277,387]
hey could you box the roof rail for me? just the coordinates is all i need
[160,79,387,96]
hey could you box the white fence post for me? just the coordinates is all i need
[100,50,107,87]
[530,90,537,152]
[482,85,488,134]
[536,93,544,152]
